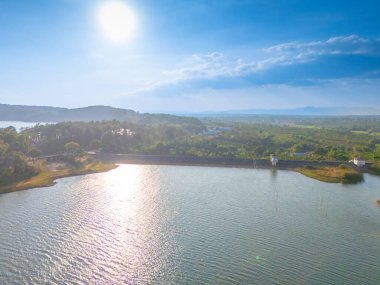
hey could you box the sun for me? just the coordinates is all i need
[97,1,137,44]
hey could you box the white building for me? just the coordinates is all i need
[270,154,279,166]
[353,157,366,167]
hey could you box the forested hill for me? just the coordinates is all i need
[0,104,201,125]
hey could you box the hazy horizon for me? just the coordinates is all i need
[2,103,380,116]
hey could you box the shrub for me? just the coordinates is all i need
[342,172,363,184]
[304,165,316,170]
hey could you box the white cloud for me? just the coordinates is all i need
[144,52,286,89]
[134,35,380,94]
[132,52,240,93]
[264,34,377,57]
[325,35,368,44]
[163,52,237,80]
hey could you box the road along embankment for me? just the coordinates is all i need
[91,153,361,170]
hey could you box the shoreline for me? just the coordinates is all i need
[92,153,369,184]
[92,153,367,171]
[0,160,118,195]
[0,153,372,194]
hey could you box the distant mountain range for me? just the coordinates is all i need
[0,104,201,125]
[0,104,379,123]
[172,107,380,117]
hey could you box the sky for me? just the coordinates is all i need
[0,0,379,112]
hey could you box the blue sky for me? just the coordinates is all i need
[0,0,379,112]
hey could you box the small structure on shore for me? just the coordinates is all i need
[353,157,366,167]
[270,154,279,167]
[291,152,310,158]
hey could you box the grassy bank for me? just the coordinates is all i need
[0,158,117,194]
[296,165,364,184]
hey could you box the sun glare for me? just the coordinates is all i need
[97,1,136,44]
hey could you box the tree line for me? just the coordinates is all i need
[0,127,39,185]
[1,117,380,187]
[22,119,380,161]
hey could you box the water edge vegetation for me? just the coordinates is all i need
[1,115,380,193]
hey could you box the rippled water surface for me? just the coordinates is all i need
[1,165,380,284]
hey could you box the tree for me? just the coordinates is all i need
[0,140,9,159]
[89,139,102,150]
[28,148,42,160]
[64,142,80,155]
[374,144,380,160]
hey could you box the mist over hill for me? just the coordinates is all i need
[1,104,379,125]
[0,104,201,125]
[172,107,380,117]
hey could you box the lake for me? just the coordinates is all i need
[0,121,50,132]
[1,165,380,284]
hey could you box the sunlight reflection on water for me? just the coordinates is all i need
[0,165,380,284]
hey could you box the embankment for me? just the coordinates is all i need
[92,153,359,170]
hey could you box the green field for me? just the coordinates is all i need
[297,165,364,184]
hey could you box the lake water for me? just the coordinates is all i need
[0,121,49,131]
[1,165,380,284]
